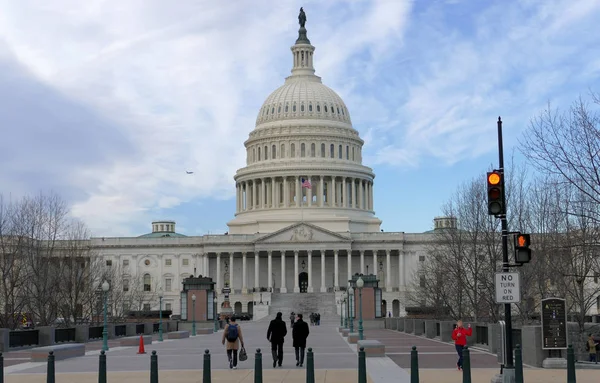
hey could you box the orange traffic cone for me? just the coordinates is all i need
[137,335,146,354]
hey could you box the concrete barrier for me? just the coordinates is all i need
[414,319,425,336]
[348,333,363,344]
[167,330,190,339]
[120,335,152,347]
[196,328,214,335]
[30,343,85,362]
[357,340,385,357]
[342,329,350,337]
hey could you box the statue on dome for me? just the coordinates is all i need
[298,7,306,28]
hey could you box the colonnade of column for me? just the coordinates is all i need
[203,249,406,294]
[235,175,374,213]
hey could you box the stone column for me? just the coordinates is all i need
[242,252,247,293]
[386,250,392,292]
[331,176,336,206]
[254,252,259,290]
[334,250,339,289]
[360,250,365,274]
[319,176,324,207]
[350,178,355,208]
[347,250,352,281]
[294,250,300,293]
[229,252,234,290]
[280,252,287,293]
[252,181,256,210]
[307,176,312,207]
[359,179,364,209]
[260,179,265,208]
[342,177,347,208]
[307,250,313,292]
[284,177,289,207]
[216,253,221,290]
[272,177,277,208]
[296,177,300,207]
[203,253,208,277]
[267,251,273,291]
[320,250,326,293]
[373,250,378,278]
[244,182,249,211]
[399,251,405,287]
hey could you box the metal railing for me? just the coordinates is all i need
[55,328,76,343]
[9,330,39,348]
[88,326,103,340]
[114,325,126,337]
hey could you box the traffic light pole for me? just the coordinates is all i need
[497,117,515,383]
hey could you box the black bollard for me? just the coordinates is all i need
[203,349,211,383]
[462,346,471,383]
[47,351,55,383]
[358,347,367,383]
[254,348,263,383]
[150,350,158,383]
[410,346,419,383]
[514,344,524,383]
[306,348,315,383]
[0,352,4,383]
[98,350,107,383]
[567,344,576,383]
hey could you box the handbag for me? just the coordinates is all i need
[239,346,247,362]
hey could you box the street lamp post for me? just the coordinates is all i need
[356,277,364,340]
[101,280,110,352]
[343,298,348,328]
[348,287,354,333]
[191,294,197,336]
[338,299,343,327]
[213,296,219,332]
[158,287,164,342]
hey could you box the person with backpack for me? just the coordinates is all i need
[222,317,244,369]
[292,313,310,367]
[267,312,288,368]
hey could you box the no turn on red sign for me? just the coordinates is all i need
[495,272,521,304]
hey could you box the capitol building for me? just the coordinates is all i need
[92,16,450,320]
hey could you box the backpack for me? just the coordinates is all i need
[227,324,239,342]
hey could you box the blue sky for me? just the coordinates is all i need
[1,0,599,237]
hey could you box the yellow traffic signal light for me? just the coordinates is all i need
[487,170,505,216]
[515,233,531,264]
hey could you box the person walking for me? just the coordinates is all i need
[267,312,288,368]
[289,312,295,328]
[451,320,472,371]
[222,317,244,369]
[292,313,310,367]
[586,334,599,363]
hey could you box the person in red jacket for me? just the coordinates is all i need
[451,320,472,370]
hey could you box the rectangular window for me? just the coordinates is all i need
[143,304,151,311]
[182,259,189,266]
[123,280,129,292]
[165,303,172,311]
[165,278,172,291]
[165,259,172,266]
[106,260,112,266]
[420,275,426,287]
[419,256,425,262]
[123,259,129,267]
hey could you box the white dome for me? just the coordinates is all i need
[256,78,352,126]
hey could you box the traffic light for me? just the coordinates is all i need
[514,234,531,264]
[487,170,505,216]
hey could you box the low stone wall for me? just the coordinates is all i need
[30,343,85,362]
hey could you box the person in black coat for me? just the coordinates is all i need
[292,313,310,367]
[267,311,288,368]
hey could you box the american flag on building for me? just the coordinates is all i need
[301,178,312,189]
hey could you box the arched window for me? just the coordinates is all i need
[317,104,321,112]
[253,148,256,162]
[301,103,305,112]
[332,105,335,114]
[266,108,269,115]
[278,105,281,113]
[337,107,341,114]
[285,104,289,112]
[272,144,276,159]
[143,274,151,292]
[281,144,285,158]
[346,145,349,160]
[258,147,261,161]
[291,143,296,158]
[338,145,342,159]
[310,143,315,157]
[264,145,268,160]
[321,143,325,157]
[341,108,345,116]
[293,103,297,112]
[330,144,334,158]
[352,147,355,161]
[324,105,328,113]
[309,103,313,112]
[301,143,306,157]
[271,107,275,114]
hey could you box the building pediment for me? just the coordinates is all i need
[254,222,351,244]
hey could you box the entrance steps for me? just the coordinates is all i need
[268,292,339,320]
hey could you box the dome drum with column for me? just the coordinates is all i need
[227,15,381,235]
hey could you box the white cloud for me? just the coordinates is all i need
[0,0,414,236]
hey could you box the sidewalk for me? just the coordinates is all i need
[419,368,600,383]
[3,370,373,383]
